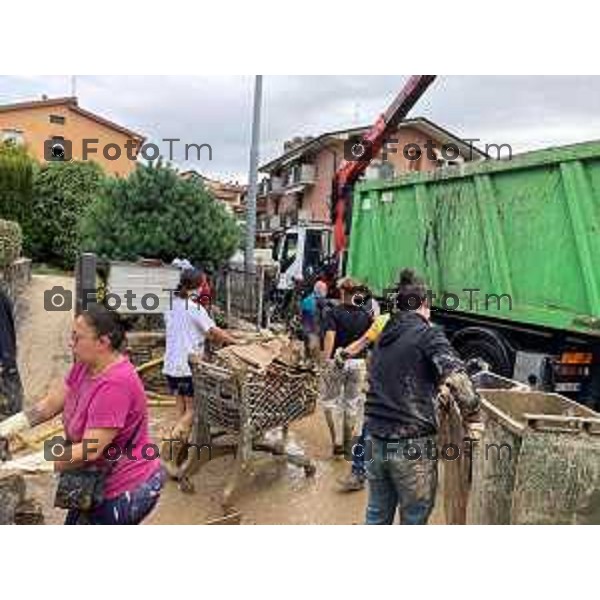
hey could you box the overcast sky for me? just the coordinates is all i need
[2,75,600,183]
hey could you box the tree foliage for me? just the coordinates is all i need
[81,161,240,269]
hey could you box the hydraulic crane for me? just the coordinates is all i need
[332,75,437,255]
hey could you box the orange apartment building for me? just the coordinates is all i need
[256,117,487,246]
[0,96,145,177]
[181,170,247,223]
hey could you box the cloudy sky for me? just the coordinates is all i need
[2,75,600,183]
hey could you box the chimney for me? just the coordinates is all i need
[283,135,314,153]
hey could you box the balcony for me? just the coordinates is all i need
[257,176,284,198]
[285,163,316,188]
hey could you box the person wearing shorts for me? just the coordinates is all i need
[163,269,235,441]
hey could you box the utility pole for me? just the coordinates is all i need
[244,75,263,273]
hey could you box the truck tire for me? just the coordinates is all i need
[451,328,514,378]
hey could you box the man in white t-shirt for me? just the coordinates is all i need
[163,269,235,440]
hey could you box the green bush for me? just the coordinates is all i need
[81,161,241,269]
[0,142,34,227]
[0,219,22,268]
[29,161,106,269]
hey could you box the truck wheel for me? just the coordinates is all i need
[452,329,514,378]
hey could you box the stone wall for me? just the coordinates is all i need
[126,331,168,395]
[0,474,44,525]
[0,257,32,323]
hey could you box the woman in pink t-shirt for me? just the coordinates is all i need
[0,304,164,525]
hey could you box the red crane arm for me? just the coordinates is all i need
[333,75,437,253]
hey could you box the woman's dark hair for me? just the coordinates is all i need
[396,268,428,311]
[81,303,127,351]
[176,268,203,297]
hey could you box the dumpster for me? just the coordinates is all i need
[467,387,600,524]
[438,371,527,525]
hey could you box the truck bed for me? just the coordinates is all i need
[348,140,600,337]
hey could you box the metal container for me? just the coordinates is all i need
[349,141,600,338]
[468,387,600,524]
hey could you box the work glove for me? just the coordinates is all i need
[0,412,30,440]
[0,449,55,473]
[334,348,349,369]
[435,383,453,411]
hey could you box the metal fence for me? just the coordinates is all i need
[213,265,276,329]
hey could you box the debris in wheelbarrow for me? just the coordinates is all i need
[213,335,306,373]
[189,336,319,511]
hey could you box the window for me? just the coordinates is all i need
[1,129,24,145]
[49,114,65,124]
[303,230,327,275]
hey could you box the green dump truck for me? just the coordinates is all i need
[347,140,600,407]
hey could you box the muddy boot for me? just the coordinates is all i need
[337,472,366,492]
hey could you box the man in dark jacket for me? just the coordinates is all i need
[364,269,481,525]
[0,286,24,416]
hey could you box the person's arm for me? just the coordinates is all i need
[0,378,67,439]
[322,330,336,360]
[338,313,388,361]
[189,304,235,346]
[321,308,337,360]
[340,334,370,360]
[208,326,236,346]
[25,379,67,427]
[423,328,481,424]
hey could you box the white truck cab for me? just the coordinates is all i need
[272,224,333,291]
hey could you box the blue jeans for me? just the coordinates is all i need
[65,468,164,525]
[352,424,367,478]
[365,435,438,525]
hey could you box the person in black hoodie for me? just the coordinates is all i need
[364,269,482,525]
[0,285,24,416]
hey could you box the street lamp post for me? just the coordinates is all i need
[244,75,263,273]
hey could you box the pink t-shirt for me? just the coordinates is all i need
[64,358,160,499]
